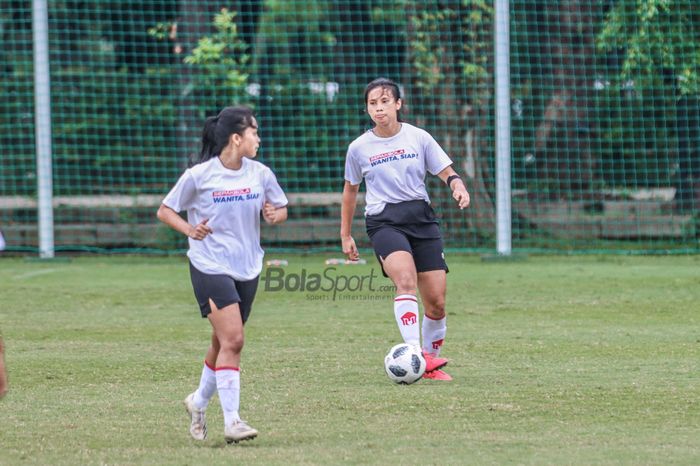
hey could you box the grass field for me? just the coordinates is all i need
[0,254,698,465]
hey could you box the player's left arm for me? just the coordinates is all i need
[436,166,470,210]
[263,203,288,224]
[262,168,289,224]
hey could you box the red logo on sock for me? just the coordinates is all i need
[400,312,417,326]
[432,339,444,350]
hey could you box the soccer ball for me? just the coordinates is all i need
[384,343,426,384]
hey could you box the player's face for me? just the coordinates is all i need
[239,117,261,158]
[366,87,401,126]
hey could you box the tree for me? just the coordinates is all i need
[181,8,252,109]
[597,0,699,96]
[529,0,601,194]
[402,1,496,238]
[150,2,256,166]
[597,0,700,210]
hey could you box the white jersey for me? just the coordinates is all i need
[344,123,452,216]
[162,157,288,280]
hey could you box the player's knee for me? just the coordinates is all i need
[424,299,446,319]
[392,271,417,293]
[219,334,244,355]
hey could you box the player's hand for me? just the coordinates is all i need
[188,218,213,240]
[341,235,359,261]
[262,202,278,224]
[452,185,471,210]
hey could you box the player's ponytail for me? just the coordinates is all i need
[189,106,256,167]
[189,116,220,167]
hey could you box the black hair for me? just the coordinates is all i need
[363,77,404,125]
[189,106,256,167]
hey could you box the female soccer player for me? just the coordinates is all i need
[157,106,288,443]
[340,78,470,381]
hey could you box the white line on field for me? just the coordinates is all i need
[13,269,61,280]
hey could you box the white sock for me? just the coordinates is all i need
[216,367,241,427]
[193,361,217,409]
[422,315,446,356]
[394,294,420,347]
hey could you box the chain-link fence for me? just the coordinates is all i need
[1,1,698,254]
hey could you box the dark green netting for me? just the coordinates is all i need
[0,1,698,253]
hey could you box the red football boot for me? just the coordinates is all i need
[422,369,453,381]
[423,352,448,373]
[423,369,452,381]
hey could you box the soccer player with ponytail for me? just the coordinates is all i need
[340,78,470,381]
[157,106,288,442]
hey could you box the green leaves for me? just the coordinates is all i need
[183,8,251,99]
[597,0,699,95]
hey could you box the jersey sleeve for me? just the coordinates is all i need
[263,168,288,208]
[161,169,197,212]
[344,147,363,185]
[423,132,453,175]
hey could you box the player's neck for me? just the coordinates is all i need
[219,151,243,170]
[372,122,401,138]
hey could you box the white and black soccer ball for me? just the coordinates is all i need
[384,343,426,384]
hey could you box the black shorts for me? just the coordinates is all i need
[189,262,259,323]
[365,200,448,276]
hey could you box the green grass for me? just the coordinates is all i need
[0,254,698,465]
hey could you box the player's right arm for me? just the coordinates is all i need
[340,180,360,261]
[157,170,212,240]
[156,204,212,240]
